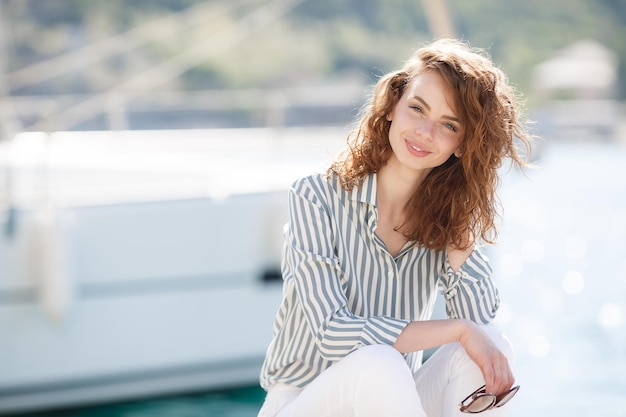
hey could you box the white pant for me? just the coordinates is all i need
[258,326,514,417]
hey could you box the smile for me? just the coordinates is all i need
[405,139,431,157]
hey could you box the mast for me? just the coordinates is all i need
[421,0,456,38]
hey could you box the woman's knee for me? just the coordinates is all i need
[352,345,408,372]
[346,345,424,415]
[348,344,411,377]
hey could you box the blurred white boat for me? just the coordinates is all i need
[0,127,346,414]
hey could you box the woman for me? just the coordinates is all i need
[258,38,533,417]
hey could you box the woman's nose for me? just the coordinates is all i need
[416,120,435,141]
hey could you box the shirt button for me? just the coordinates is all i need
[388,271,393,278]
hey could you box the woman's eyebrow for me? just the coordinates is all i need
[412,95,431,111]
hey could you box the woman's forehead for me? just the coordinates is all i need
[403,71,461,116]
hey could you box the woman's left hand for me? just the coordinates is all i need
[458,320,515,396]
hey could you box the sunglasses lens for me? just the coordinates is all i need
[495,385,520,408]
[464,394,496,413]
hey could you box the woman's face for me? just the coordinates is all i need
[387,70,464,176]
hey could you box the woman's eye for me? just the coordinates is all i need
[410,105,423,113]
[444,122,458,132]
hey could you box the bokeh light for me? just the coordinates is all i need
[597,303,624,328]
[562,270,584,295]
[520,239,545,264]
[499,252,524,277]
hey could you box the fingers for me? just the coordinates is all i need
[460,323,516,396]
[482,350,514,396]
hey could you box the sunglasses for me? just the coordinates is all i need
[459,385,520,413]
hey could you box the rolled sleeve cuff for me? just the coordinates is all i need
[439,250,500,324]
[359,316,410,346]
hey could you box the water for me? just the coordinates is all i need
[14,140,626,417]
[492,140,626,417]
[22,386,265,417]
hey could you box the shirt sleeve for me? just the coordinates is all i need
[284,177,409,361]
[438,248,500,324]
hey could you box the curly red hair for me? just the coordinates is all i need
[329,39,533,251]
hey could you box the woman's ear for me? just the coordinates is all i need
[386,106,396,122]
[454,149,463,158]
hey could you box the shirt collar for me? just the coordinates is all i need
[348,172,377,206]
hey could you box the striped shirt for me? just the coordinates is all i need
[260,172,499,390]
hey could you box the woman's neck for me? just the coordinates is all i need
[376,158,430,211]
[375,161,429,256]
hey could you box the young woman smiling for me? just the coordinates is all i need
[257,38,533,417]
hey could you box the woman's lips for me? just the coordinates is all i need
[405,139,431,157]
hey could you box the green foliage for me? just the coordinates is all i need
[449,0,626,96]
[3,0,625,98]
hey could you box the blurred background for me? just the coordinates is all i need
[0,0,624,416]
